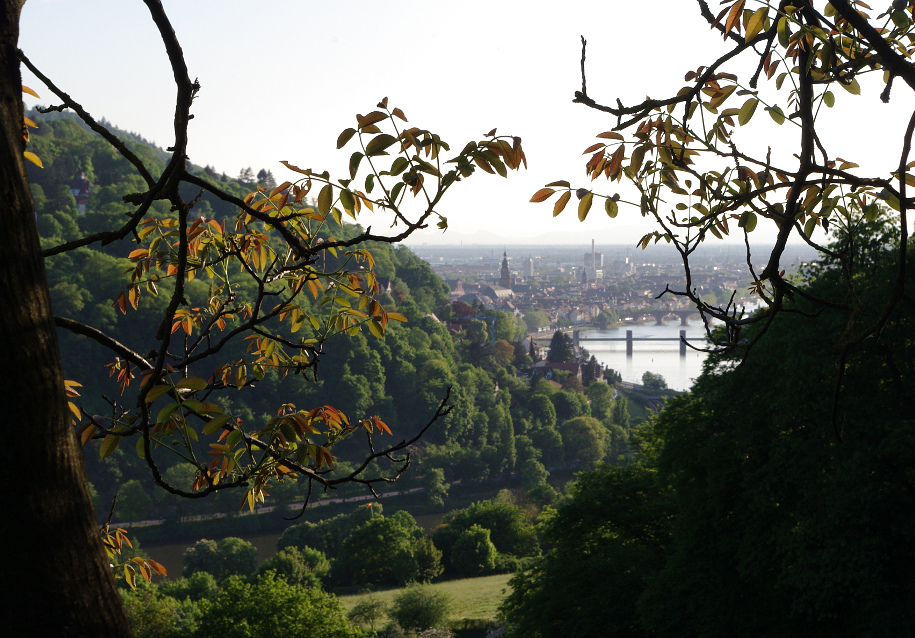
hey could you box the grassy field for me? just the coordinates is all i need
[340,573,514,623]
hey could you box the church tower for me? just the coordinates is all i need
[499,251,511,289]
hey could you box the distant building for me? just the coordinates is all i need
[584,239,603,269]
[69,172,91,215]
[482,284,514,302]
[499,251,511,288]
[584,251,604,268]
[523,257,534,278]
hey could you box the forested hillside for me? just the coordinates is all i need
[28,111,633,526]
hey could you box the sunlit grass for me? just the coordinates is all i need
[340,572,514,622]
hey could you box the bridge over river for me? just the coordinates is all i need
[623,308,701,326]
[575,328,690,357]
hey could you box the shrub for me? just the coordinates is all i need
[389,583,452,633]
[182,537,257,581]
[452,525,498,577]
[257,546,330,588]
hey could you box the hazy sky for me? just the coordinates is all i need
[19,1,914,247]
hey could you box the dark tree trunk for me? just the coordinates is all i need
[0,1,131,634]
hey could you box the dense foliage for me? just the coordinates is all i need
[502,233,915,637]
[27,108,634,523]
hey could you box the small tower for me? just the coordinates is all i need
[500,250,511,289]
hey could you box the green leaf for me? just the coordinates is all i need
[803,217,817,238]
[365,134,396,156]
[864,202,879,221]
[745,7,768,41]
[605,198,619,218]
[135,436,146,460]
[768,106,786,125]
[738,210,758,232]
[578,192,594,222]
[100,427,125,459]
[203,414,231,436]
[340,189,356,214]
[226,429,243,448]
[175,377,207,391]
[337,128,356,149]
[156,403,179,424]
[144,385,171,403]
[349,152,363,179]
[390,157,409,176]
[317,184,333,216]
[840,78,861,95]
[738,98,759,126]
[367,318,384,339]
[823,91,835,108]
[778,17,790,48]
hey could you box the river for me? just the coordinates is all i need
[580,322,712,392]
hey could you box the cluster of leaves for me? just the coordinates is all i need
[120,570,360,638]
[531,0,911,359]
[101,524,166,589]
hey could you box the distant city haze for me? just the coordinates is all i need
[425,242,818,391]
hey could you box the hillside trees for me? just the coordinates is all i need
[2,0,526,632]
[545,330,574,363]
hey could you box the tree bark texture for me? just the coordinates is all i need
[0,1,131,634]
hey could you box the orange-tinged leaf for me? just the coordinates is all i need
[357,111,388,129]
[79,423,97,445]
[280,160,311,175]
[23,116,37,128]
[123,565,137,589]
[392,107,408,122]
[553,191,571,216]
[387,312,408,322]
[23,151,42,167]
[270,181,292,197]
[708,85,737,109]
[22,85,39,98]
[596,131,624,140]
[530,188,555,203]
[725,0,746,35]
